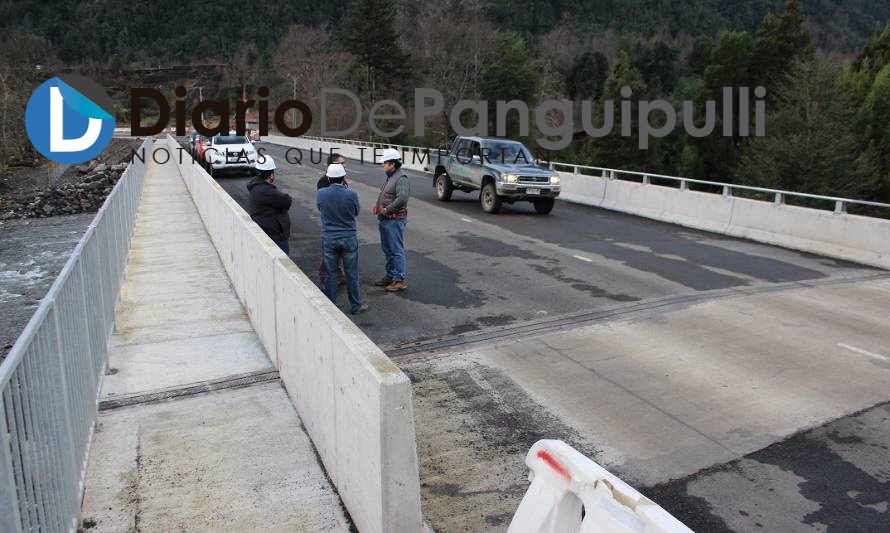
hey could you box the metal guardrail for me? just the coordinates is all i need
[548,162,890,215]
[292,136,890,216]
[0,137,152,533]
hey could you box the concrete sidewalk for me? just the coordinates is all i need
[80,149,349,532]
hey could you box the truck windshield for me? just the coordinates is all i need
[214,135,249,145]
[483,142,534,165]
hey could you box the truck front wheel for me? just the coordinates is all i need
[533,198,555,214]
[435,172,454,201]
[480,182,502,213]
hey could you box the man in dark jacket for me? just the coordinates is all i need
[247,155,292,254]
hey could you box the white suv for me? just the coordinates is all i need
[204,134,257,177]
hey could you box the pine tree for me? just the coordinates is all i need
[565,51,609,100]
[480,31,539,139]
[749,0,813,95]
[342,0,409,101]
[736,58,880,200]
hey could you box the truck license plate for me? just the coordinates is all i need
[527,188,541,195]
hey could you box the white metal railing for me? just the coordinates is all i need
[287,136,890,216]
[548,162,890,215]
[0,137,152,533]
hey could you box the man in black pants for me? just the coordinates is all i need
[247,155,292,254]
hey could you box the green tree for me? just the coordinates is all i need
[689,31,756,180]
[736,58,880,199]
[854,22,890,79]
[480,31,539,139]
[584,50,652,170]
[628,40,679,96]
[686,35,714,76]
[565,51,609,100]
[340,0,409,101]
[749,0,813,96]
[861,64,890,202]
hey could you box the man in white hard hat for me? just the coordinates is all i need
[317,163,367,314]
[372,148,410,292]
[317,153,349,286]
[247,155,293,254]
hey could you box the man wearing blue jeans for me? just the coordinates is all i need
[317,163,367,314]
[373,148,410,292]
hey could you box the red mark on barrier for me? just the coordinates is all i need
[537,450,571,480]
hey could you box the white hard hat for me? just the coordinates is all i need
[255,155,276,172]
[326,163,346,178]
[380,148,402,163]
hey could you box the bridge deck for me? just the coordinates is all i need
[79,147,349,532]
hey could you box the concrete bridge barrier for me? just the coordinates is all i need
[169,137,423,533]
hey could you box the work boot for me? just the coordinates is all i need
[374,277,393,287]
[385,280,407,292]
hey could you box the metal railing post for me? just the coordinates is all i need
[774,193,784,205]
[0,397,23,533]
[835,200,846,214]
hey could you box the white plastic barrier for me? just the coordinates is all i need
[509,440,693,533]
[263,135,890,270]
[167,137,423,533]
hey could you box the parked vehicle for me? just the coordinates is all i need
[432,136,561,214]
[195,135,212,168]
[203,134,257,177]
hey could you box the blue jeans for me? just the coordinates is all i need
[322,235,363,311]
[378,218,407,281]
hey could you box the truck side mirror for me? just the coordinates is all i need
[472,155,481,164]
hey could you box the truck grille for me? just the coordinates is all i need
[518,175,549,183]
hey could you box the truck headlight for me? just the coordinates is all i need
[503,174,518,183]
[550,176,560,185]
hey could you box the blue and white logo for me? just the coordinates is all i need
[25,75,116,164]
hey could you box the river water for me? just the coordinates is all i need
[0,213,94,361]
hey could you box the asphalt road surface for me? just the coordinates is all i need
[214,141,874,350]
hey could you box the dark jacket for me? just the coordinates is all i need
[247,176,292,243]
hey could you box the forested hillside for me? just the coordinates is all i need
[2,0,890,206]
[2,0,889,59]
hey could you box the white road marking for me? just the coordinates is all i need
[460,217,473,222]
[838,343,889,362]
[573,254,594,263]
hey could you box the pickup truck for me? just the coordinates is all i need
[432,136,560,214]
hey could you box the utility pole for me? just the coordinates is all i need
[291,74,300,129]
